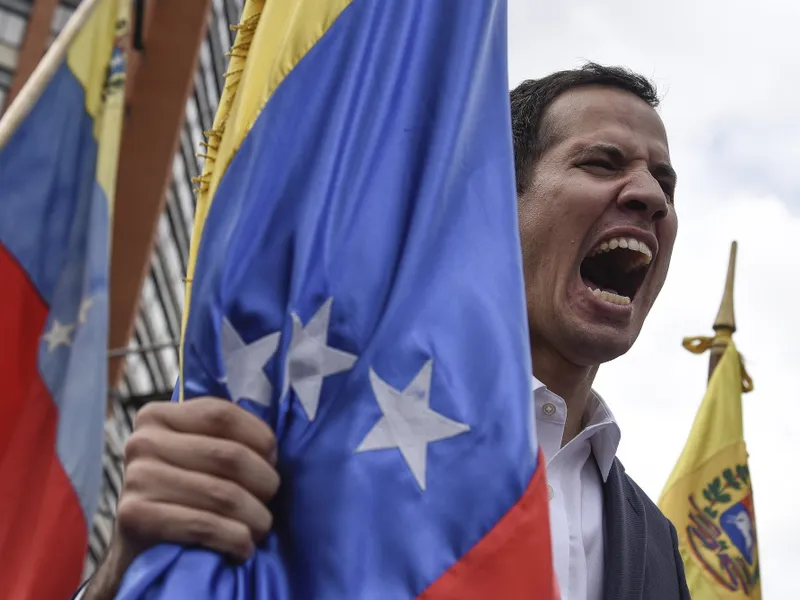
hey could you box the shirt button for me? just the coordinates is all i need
[542,402,556,416]
[548,485,554,500]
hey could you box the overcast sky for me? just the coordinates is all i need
[505,0,799,596]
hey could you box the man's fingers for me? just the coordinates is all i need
[134,398,278,465]
[116,499,257,562]
[123,459,274,543]
[125,429,280,505]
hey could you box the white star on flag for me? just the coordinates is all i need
[221,318,281,406]
[78,297,94,324]
[356,360,470,491]
[283,297,357,421]
[42,319,74,352]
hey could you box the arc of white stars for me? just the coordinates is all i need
[42,319,74,352]
[356,360,470,491]
[221,318,281,406]
[282,297,358,421]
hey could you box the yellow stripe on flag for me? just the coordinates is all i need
[180,0,353,400]
[659,340,761,599]
[66,0,128,212]
[94,0,129,215]
[66,0,118,123]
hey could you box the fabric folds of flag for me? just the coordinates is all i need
[659,337,760,599]
[116,1,556,598]
[0,1,129,598]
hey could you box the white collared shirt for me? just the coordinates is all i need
[532,377,621,600]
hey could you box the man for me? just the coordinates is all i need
[81,63,690,600]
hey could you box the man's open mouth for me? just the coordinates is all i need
[579,236,653,306]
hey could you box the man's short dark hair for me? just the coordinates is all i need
[510,62,660,195]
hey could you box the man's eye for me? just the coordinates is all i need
[582,160,616,171]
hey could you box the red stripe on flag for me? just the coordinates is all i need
[418,450,559,600]
[0,244,88,600]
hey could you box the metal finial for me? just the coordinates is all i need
[713,241,738,334]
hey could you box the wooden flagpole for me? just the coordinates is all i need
[0,0,105,152]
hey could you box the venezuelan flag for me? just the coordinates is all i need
[0,0,129,597]
[660,337,760,599]
[116,1,556,599]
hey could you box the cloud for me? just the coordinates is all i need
[704,122,800,214]
[508,0,800,595]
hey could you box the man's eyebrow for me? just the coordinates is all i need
[574,142,626,162]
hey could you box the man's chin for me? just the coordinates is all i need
[561,317,639,367]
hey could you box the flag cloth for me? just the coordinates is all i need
[659,337,760,599]
[115,0,556,598]
[0,0,129,598]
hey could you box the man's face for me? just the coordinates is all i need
[518,85,678,366]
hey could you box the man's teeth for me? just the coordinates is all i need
[588,286,631,305]
[591,236,652,265]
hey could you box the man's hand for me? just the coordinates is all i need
[83,398,280,600]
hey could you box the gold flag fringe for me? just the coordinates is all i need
[191,7,262,195]
[181,1,265,401]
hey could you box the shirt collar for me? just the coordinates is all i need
[531,376,621,482]
[531,376,547,394]
[583,388,621,481]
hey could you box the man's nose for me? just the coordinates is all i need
[616,171,669,221]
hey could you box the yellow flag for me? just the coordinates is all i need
[659,338,760,598]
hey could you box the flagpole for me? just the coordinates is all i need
[708,241,738,378]
[0,0,105,152]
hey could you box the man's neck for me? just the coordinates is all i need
[531,343,599,446]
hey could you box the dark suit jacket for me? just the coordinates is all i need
[603,458,691,600]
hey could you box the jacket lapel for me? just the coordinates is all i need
[603,458,646,600]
